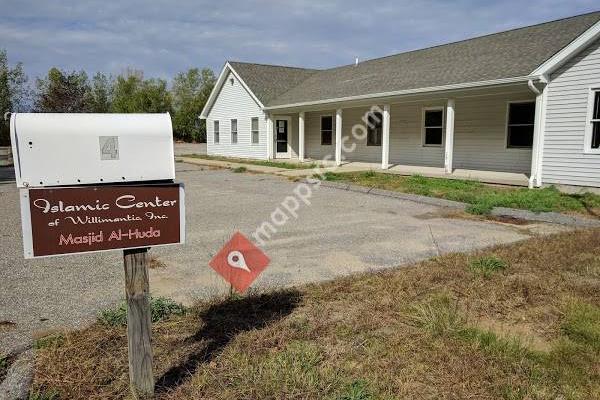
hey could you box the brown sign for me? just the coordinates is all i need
[20,183,184,258]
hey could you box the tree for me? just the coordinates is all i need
[88,72,113,112]
[34,68,91,112]
[0,49,29,145]
[111,69,172,114]
[171,68,216,142]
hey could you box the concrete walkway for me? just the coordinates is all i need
[176,156,529,186]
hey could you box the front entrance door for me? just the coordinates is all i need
[275,118,290,158]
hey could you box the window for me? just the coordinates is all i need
[587,89,600,151]
[423,108,443,146]
[231,119,237,144]
[506,102,535,148]
[321,116,333,145]
[213,120,219,143]
[251,117,259,144]
[367,111,382,146]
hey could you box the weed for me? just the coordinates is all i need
[561,301,600,351]
[29,390,59,400]
[362,170,376,178]
[469,255,508,277]
[98,297,186,326]
[338,380,373,400]
[232,166,247,173]
[321,171,341,181]
[458,328,532,361]
[407,295,465,336]
[466,202,494,215]
[34,334,65,350]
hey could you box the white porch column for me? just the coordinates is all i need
[529,86,546,188]
[381,104,390,169]
[444,99,455,174]
[266,114,274,159]
[299,111,305,162]
[335,108,342,166]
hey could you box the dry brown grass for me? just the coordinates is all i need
[33,229,600,399]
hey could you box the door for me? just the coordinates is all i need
[275,118,290,158]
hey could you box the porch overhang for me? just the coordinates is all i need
[262,76,534,112]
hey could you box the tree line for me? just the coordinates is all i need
[0,49,216,146]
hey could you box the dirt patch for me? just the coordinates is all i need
[475,317,553,352]
[415,209,532,226]
[486,215,532,225]
[0,320,16,333]
[150,256,167,269]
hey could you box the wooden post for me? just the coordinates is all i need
[123,247,154,398]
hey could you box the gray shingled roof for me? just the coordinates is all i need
[228,62,319,105]
[229,12,600,108]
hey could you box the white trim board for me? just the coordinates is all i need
[263,76,532,110]
[530,19,600,78]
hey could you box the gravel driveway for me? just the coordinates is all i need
[0,163,552,355]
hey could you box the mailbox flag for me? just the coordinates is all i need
[209,232,270,293]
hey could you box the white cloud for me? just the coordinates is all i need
[0,0,597,80]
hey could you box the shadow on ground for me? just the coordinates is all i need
[155,289,302,393]
[0,167,15,184]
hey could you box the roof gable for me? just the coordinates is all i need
[201,62,318,117]
[228,62,319,105]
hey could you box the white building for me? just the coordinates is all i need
[201,12,600,191]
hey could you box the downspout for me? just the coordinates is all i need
[527,79,542,189]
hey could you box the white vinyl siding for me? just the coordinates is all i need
[304,93,532,172]
[206,71,267,159]
[543,38,600,187]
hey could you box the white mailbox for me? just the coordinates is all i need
[10,113,175,188]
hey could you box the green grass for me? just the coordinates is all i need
[98,297,186,326]
[181,154,321,169]
[338,380,373,400]
[34,333,65,350]
[29,390,59,400]
[320,171,600,216]
[561,301,600,351]
[407,295,465,337]
[31,230,600,399]
[469,256,508,278]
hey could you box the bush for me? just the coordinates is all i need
[99,297,186,326]
[469,256,507,277]
[232,166,247,173]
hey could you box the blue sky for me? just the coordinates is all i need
[1,0,598,81]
